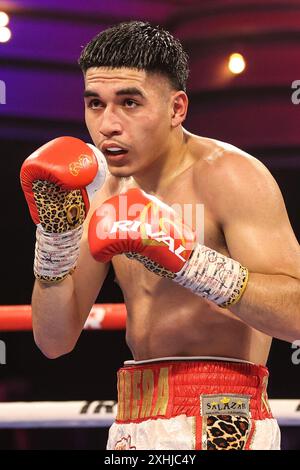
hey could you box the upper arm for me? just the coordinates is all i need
[214,153,300,279]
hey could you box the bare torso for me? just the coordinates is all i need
[104,133,272,364]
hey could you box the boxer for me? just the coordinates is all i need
[22,21,300,449]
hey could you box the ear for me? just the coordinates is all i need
[171,91,188,128]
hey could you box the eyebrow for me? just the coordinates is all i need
[83,87,145,99]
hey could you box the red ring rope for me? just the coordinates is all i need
[0,304,127,331]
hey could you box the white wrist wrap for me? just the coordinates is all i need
[34,224,83,282]
[173,243,248,307]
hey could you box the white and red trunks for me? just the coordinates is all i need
[107,356,281,450]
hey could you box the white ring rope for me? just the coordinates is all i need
[0,399,299,428]
[0,400,117,428]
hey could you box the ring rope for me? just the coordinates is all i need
[0,304,126,330]
[0,399,298,428]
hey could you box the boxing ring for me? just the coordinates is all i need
[0,304,299,429]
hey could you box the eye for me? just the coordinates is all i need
[87,99,102,109]
[123,99,138,108]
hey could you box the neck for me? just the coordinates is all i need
[133,127,190,194]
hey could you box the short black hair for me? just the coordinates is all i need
[78,21,189,92]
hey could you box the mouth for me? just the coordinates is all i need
[101,145,129,163]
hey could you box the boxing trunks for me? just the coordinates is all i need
[107,357,281,450]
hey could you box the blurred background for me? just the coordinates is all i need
[0,0,299,449]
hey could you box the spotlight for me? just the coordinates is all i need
[0,26,12,43]
[0,12,9,27]
[228,53,246,75]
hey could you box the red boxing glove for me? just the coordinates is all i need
[20,136,107,282]
[89,188,248,307]
[88,188,195,276]
[21,136,106,229]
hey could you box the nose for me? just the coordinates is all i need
[98,105,122,138]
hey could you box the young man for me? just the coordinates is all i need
[21,21,300,450]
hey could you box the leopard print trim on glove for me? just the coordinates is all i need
[32,179,85,282]
[32,179,86,233]
[125,252,176,279]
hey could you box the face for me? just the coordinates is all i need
[84,67,179,177]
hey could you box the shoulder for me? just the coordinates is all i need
[192,137,283,223]
[193,136,273,186]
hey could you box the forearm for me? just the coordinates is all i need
[230,273,300,343]
[32,275,82,358]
